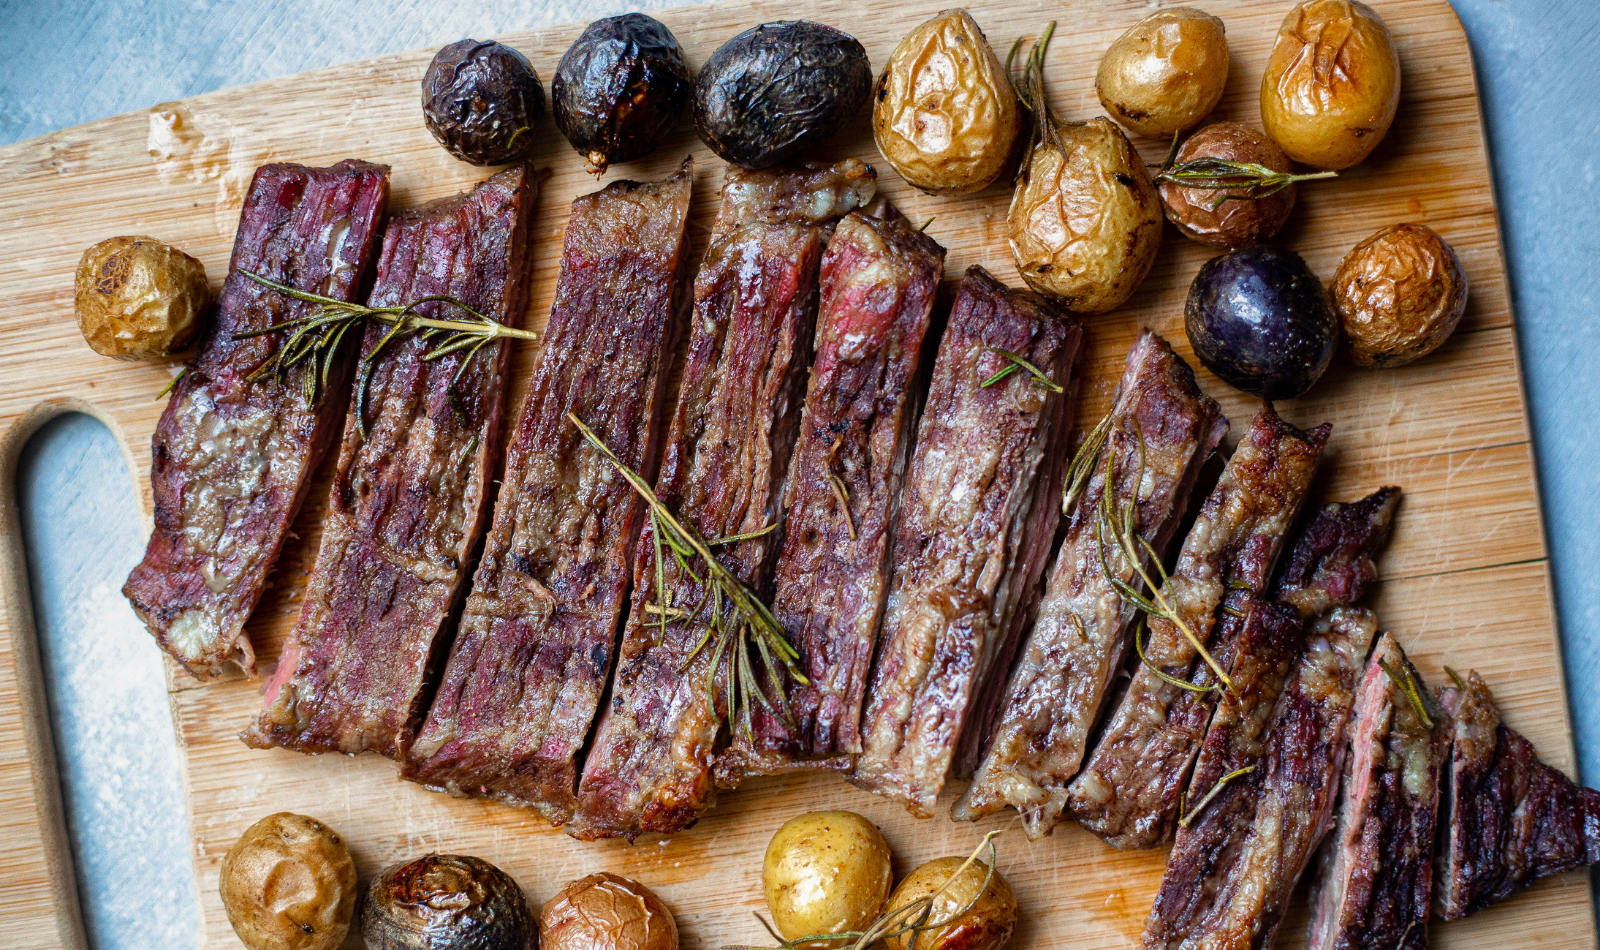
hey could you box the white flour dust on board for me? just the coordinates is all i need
[147,105,276,239]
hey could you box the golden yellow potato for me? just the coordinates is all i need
[1332,223,1467,367]
[763,811,893,941]
[1008,117,1163,313]
[873,9,1022,195]
[883,856,1016,950]
[542,872,678,950]
[1260,0,1400,170]
[1096,8,1230,138]
[75,235,210,360]
[219,813,357,950]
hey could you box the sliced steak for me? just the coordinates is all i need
[851,265,1081,817]
[404,161,695,824]
[245,166,540,758]
[569,160,876,841]
[954,330,1225,835]
[1435,669,1600,919]
[714,203,946,784]
[1068,402,1330,849]
[1307,633,1449,950]
[123,160,390,679]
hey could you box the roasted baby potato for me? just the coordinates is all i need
[542,872,678,950]
[1333,223,1467,366]
[1186,243,1337,399]
[882,856,1016,950]
[423,38,546,166]
[75,235,210,361]
[1260,0,1400,170]
[694,21,872,169]
[1158,122,1299,249]
[1008,116,1162,313]
[1096,8,1230,138]
[219,812,357,950]
[873,9,1021,195]
[552,14,691,174]
[363,853,535,950]
[763,811,893,941]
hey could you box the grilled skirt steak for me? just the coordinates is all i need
[851,265,1081,818]
[1307,633,1448,950]
[954,330,1225,835]
[1435,669,1600,920]
[245,166,540,758]
[715,203,946,783]
[1068,402,1330,849]
[569,160,877,841]
[124,160,390,679]
[404,161,695,823]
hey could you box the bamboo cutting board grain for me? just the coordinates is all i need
[0,1,1588,947]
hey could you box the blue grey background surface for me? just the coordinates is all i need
[2,0,1597,945]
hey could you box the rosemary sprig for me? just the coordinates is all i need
[1095,434,1237,697]
[828,475,858,540]
[1152,157,1337,210]
[1444,665,1467,690]
[568,413,808,739]
[1010,22,1061,161]
[156,365,189,400]
[728,832,1002,950]
[980,346,1064,393]
[1380,656,1434,729]
[235,270,538,433]
[1179,765,1256,828]
[1062,409,1113,515]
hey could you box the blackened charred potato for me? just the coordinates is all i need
[553,14,691,174]
[423,39,546,166]
[363,854,535,950]
[219,812,357,950]
[694,21,872,169]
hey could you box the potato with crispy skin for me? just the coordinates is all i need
[763,811,893,941]
[883,857,1016,950]
[364,854,535,950]
[1159,122,1299,249]
[542,872,677,950]
[1333,223,1468,366]
[219,813,357,950]
[1260,0,1400,170]
[75,235,210,361]
[1096,8,1230,138]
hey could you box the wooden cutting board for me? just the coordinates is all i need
[1,0,1587,947]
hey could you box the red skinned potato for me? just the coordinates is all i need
[541,872,678,950]
[1158,122,1301,249]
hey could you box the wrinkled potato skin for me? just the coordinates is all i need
[75,236,209,361]
[1160,122,1298,249]
[763,811,893,941]
[219,813,357,950]
[873,9,1021,195]
[542,872,678,950]
[1333,223,1467,366]
[1260,0,1400,170]
[883,857,1016,950]
[364,854,535,950]
[1096,8,1229,138]
[1008,117,1162,313]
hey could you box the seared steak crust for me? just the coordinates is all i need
[851,265,1081,817]
[1068,403,1330,849]
[716,204,946,782]
[570,161,876,841]
[1307,634,1449,950]
[954,331,1225,835]
[404,161,695,823]
[1435,670,1600,920]
[124,160,390,679]
[246,166,539,758]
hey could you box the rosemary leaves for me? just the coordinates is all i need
[568,413,808,740]
[1380,656,1435,730]
[979,346,1063,393]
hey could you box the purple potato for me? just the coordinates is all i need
[1184,244,1336,400]
[552,14,691,174]
[422,40,545,166]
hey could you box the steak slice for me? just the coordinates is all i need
[954,330,1225,835]
[1142,487,1400,950]
[1435,669,1600,919]
[404,161,695,823]
[123,160,390,679]
[714,203,946,783]
[1307,633,1449,950]
[569,160,876,841]
[851,265,1081,818]
[1068,402,1330,849]
[245,166,540,758]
